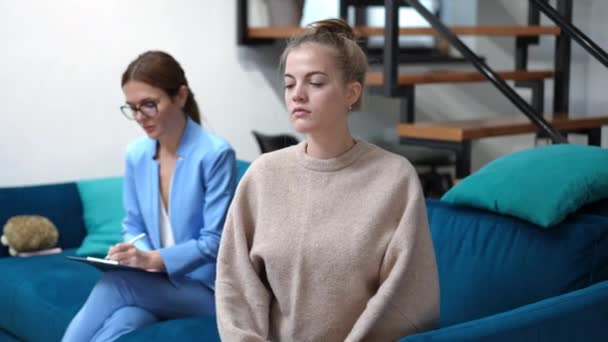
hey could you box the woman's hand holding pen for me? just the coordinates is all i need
[106,245,164,271]
[107,234,166,272]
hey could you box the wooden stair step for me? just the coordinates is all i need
[398,115,608,142]
[247,25,560,39]
[366,70,554,86]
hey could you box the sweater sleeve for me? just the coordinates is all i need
[216,175,272,342]
[346,174,440,342]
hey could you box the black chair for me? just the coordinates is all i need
[375,142,455,198]
[252,131,300,153]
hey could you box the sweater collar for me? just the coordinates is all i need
[296,139,370,172]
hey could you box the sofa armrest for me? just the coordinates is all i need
[400,280,608,342]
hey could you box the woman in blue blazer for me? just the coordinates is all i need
[63,51,237,342]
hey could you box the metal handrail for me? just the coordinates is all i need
[530,0,608,68]
[403,0,567,144]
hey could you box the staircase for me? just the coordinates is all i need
[237,0,608,180]
[245,25,561,39]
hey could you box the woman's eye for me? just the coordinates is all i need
[142,101,156,108]
[310,82,323,87]
[284,84,294,89]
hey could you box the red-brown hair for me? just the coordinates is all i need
[122,51,200,124]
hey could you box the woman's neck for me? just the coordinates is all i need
[305,126,355,160]
[157,115,187,157]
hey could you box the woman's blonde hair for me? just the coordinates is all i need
[280,19,368,110]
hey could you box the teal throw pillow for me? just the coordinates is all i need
[441,144,608,227]
[236,159,251,182]
[76,177,124,256]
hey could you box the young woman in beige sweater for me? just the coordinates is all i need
[216,19,439,341]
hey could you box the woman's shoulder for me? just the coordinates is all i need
[355,141,421,192]
[357,142,424,201]
[125,136,154,162]
[179,126,235,167]
[193,127,233,155]
[241,144,300,181]
[362,141,417,174]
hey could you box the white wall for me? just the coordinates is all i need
[0,0,293,186]
[1,1,605,187]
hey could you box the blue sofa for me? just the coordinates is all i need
[1,174,607,341]
[401,200,608,341]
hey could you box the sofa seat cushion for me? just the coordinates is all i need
[118,316,220,342]
[0,250,101,341]
[426,199,608,327]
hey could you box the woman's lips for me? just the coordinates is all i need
[291,109,310,118]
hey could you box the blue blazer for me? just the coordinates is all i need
[122,117,236,291]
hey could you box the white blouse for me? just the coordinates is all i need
[159,195,175,248]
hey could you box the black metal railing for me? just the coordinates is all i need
[401,0,567,144]
[530,0,608,69]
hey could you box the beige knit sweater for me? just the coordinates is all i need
[216,140,439,342]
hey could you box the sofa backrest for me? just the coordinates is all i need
[0,160,252,258]
[0,182,87,257]
[426,199,608,327]
[236,159,250,182]
[427,200,608,327]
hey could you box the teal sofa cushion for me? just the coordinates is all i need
[236,159,250,182]
[442,144,608,227]
[0,329,19,342]
[76,178,124,257]
[0,183,86,257]
[0,250,101,341]
[426,199,608,327]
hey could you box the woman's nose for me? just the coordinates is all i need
[134,112,144,121]
[292,85,306,102]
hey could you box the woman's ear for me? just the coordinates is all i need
[177,85,189,108]
[346,81,362,109]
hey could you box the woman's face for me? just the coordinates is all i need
[283,43,361,134]
[122,80,186,140]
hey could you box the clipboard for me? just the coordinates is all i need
[65,256,165,273]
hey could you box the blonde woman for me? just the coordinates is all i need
[216,19,439,341]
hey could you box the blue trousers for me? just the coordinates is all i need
[62,270,215,342]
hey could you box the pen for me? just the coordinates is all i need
[105,233,147,259]
[127,233,147,245]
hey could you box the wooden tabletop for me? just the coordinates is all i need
[399,115,608,141]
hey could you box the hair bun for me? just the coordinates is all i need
[308,18,356,41]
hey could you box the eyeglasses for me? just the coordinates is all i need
[120,100,159,120]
